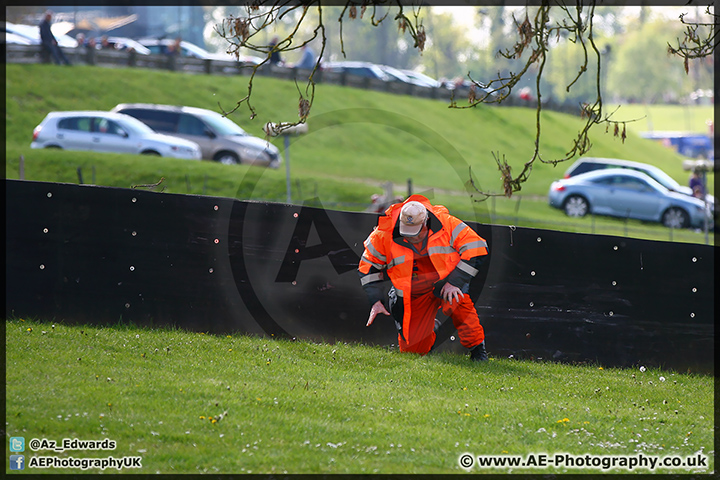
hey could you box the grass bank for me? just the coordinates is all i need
[4,63,714,244]
[5,318,714,475]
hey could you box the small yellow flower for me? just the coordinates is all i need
[26,328,32,332]
[228,349,232,352]
[598,367,603,370]
[199,416,205,420]
[484,414,490,418]
[211,418,217,424]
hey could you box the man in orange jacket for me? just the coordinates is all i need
[359,195,489,361]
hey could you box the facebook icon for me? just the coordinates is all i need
[10,455,25,470]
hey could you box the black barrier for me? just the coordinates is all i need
[5,180,714,373]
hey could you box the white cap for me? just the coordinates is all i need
[398,201,427,236]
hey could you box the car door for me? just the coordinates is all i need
[175,113,215,159]
[56,116,95,151]
[90,118,136,154]
[604,175,661,220]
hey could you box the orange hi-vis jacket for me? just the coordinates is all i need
[358,195,489,339]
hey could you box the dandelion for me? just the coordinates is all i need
[659,376,666,382]
[484,414,490,418]
[598,367,603,370]
[199,416,206,420]
[26,328,32,332]
[639,366,646,372]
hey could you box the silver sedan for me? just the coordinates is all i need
[31,111,201,160]
[548,168,712,229]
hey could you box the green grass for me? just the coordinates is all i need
[5,317,714,475]
[4,63,714,245]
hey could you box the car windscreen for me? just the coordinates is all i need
[117,116,156,135]
[198,112,248,136]
[632,167,681,191]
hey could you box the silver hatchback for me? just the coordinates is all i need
[111,103,281,168]
[31,111,202,160]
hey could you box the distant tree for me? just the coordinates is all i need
[419,11,476,81]
[608,20,688,104]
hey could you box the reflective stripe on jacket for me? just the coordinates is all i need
[358,195,488,336]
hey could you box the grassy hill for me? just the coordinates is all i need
[6,318,714,474]
[4,63,714,243]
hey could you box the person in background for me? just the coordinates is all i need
[295,43,315,69]
[359,195,489,361]
[39,10,71,65]
[167,37,182,56]
[268,36,282,66]
[689,169,706,199]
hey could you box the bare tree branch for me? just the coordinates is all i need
[214,1,701,199]
[667,5,718,74]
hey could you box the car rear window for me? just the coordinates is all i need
[120,109,179,133]
[58,117,91,132]
[571,163,604,176]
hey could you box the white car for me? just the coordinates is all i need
[2,21,77,48]
[31,111,202,160]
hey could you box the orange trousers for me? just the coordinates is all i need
[398,290,485,355]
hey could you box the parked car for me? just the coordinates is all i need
[376,64,424,87]
[2,21,77,47]
[111,103,281,168]
[322,61,391,82]
[3,31,35,45]
[31,111,202,160]
[100,36,151,55]
[563,157,715,207]
[399,69,442,88]
[548,168,712,229]
[135,37,261,66]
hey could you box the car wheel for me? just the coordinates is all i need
[563,195,589,217]
[141,150,161,156]
[214,152,240,165]
[661,207,689,229]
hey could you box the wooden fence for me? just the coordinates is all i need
[4,43,579,112]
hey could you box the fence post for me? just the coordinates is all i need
[77,167,84,185]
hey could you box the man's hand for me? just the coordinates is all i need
[440,282,464,304]
[366,300,390,327]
